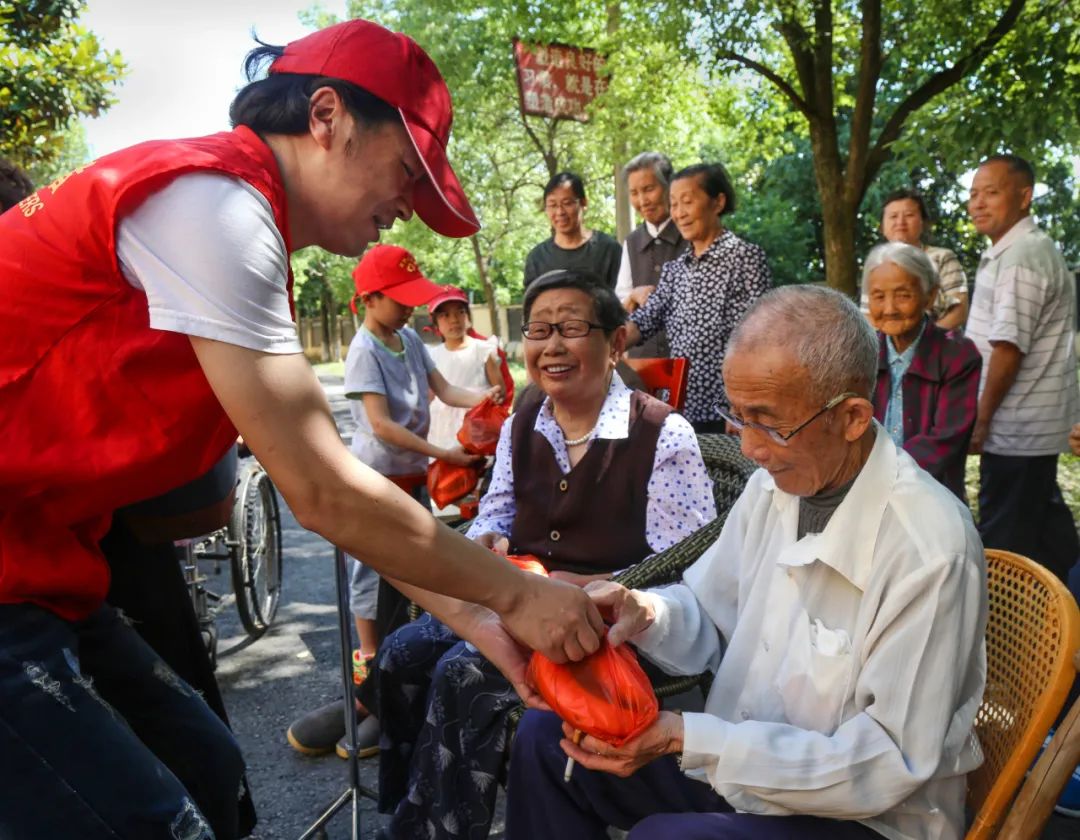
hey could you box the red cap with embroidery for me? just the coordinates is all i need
[351,244,442,309]
[426,285,469,315]
[270,19,480,238]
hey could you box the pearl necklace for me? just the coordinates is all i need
[563,428,595,446]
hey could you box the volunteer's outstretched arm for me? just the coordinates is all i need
[190,337,603,662]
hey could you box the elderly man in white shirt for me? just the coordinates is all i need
[505,285,987,840]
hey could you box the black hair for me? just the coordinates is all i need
[672,162,736,215]
[523,269,627,334]
[881,187,930,223]
[542,171,586,203]
[982,153,1036,188]
[229,41,400,134]
[0,157,34,213]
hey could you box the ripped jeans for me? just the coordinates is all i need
[0,603,245,839]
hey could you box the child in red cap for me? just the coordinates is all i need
[287,244,499,758]
[426,286,507,451]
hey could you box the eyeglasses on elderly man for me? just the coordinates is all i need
[716,391,859,446]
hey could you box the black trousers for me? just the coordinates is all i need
[978,452,1079,583]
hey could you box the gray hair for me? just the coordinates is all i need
[727,285,878,400]
[622,151,674,188]
[862,242,939,297]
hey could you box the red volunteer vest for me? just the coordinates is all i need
[0,126,294,621]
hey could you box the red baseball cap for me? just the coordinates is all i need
[426,285,469,315]
[269,19,481,238]
[352,245,443,307]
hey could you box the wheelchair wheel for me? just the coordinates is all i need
[229,462,283,637]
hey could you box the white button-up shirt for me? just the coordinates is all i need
[633,426,987,840]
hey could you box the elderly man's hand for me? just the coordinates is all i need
[1070,423,1080,457]
[501,574,604,663]
[559,713,683,778]
[584,580,655,647]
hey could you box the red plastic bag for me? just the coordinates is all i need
[427,460,480,509]
[505,554,548,576]
[526,637,659,746]
[457,398,509,456]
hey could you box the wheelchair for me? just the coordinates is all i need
[177,456,283,668]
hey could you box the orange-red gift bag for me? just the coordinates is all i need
[526,636,659,746]
[505,554,548,576]
[426,460,480,509]
[457,398,509,456]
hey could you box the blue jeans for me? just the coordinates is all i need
[506,710,883,840]
[0,603,244,839]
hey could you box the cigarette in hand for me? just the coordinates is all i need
[563,729,583,782]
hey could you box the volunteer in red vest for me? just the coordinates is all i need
[0,19,601,838]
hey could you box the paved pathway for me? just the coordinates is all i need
[214,374,508,838]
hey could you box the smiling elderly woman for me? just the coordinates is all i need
[864,242,982,499]
[359,269,717,840]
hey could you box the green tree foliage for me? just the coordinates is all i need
[299,0,732,322]
[676,0,1080,294]
[296,2,1078,306]
[0,0,125,169]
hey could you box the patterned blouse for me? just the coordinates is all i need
[630,230,772,423]
[467,373,716,555]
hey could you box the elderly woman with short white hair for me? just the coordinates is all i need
[864,241,982,499]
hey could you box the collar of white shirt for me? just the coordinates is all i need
[644,218,672,239]
[983,215,1037,260]
[535,371,633,452]
[758,422,895,591]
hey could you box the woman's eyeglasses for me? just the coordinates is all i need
[521,320,604,340]
[716,392,858,446]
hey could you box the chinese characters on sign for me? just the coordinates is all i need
[512,39,607,122]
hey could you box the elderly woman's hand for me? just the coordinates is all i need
[558,713,683,778]
[583,580,655,647]
[474,531,510,555]
[623,285,656,313]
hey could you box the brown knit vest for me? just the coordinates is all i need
[509,389,671,573]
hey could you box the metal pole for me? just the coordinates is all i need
[297,546,378,840]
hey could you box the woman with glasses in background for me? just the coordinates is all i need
[523,171,622,290]
[358,270,716,840]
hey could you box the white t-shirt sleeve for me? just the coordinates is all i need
[615,241,633,301]
[116,172,302,354]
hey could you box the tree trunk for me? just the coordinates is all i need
[819,197,859,298]
[319,285,331,363]
[807,120,859,298]
[471,235,500,339]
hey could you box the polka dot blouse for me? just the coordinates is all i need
[631,230,772,423]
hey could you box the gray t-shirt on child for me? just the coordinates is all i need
[344,325,436,476]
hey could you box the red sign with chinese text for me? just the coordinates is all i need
[512,39,608,122]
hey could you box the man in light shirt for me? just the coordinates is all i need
[965,153,1080,583]
[616,151,688,358]
[506,285,987,840]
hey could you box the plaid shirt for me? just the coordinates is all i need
[872,319,982,500]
